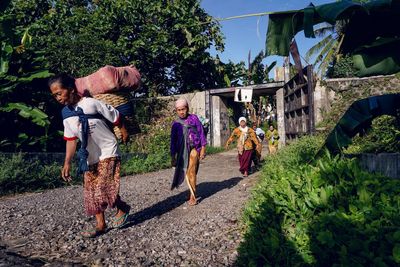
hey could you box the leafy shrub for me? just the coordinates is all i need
[345,115,400,154]
[326,55,357,78]
[0,154,78,195]
[238,135,400,266]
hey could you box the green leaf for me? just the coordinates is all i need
[393,244,400,263]
[317,230,335,248]
[0,102,49,127]
[0,43,13,74]
[18,70,52,82]
[223,74,231,87]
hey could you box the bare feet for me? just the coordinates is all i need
[243,171,248,177]
[188,197,197,206]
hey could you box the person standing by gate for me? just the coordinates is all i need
[225,117,260,177]
[170,98,207,206]
[251,122,265,169]
[266,125,279,154]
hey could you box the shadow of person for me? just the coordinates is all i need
[122,176,242,228]
[235,195,306,266]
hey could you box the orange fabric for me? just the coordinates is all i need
[226,127,260,151]
[269,144,277,154]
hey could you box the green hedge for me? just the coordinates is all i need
[0,154,68,195]
[0,125,223,195]
[237,135,400,266]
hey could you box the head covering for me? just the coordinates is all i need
[238,117,247,124]
[175,98,189,109]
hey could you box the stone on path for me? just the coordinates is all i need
[0,148,263,266]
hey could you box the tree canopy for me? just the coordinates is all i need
[9,0,225,96]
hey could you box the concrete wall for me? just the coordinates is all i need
[211,96,230,147]
[158,92,206,118]
[313,79,336,126]
[314,74,400,127]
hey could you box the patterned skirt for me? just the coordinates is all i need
[83,157,121,215]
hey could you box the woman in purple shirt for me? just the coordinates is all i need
[170,98,207,206]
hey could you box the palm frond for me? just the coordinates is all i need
[313,38,336,68]
[315,39,338,75]
[305,35,333,61]
[251,50,265,66]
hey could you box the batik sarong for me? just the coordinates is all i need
[83,157,125,215]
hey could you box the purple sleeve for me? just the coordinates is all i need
[193,115,207,147]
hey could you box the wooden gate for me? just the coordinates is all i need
[283,65,315,140]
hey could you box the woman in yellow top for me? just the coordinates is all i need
[225,117,260,177]
[266,125,279,154]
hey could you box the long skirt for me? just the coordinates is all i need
[238,150,253,174]
[83,157,126,216]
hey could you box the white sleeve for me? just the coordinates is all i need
[63,119,78,141]
[93,98,120,124]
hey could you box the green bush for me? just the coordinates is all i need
[345,115,400,154]
[0,154,78,195]
[237,135,400,266]
[326,55,357,78]
[206,146,225,155]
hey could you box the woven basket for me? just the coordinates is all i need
[93,92,133,139]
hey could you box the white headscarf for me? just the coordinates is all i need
[238,116,249,142]
[175,98,189,109]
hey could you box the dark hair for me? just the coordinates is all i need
[48,73,76,91]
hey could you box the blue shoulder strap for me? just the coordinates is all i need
[61,105,105,175]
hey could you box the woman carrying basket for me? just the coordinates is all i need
[49,73,131,238]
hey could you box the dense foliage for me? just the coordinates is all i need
[238,135,400,266]
[4,0,226,96]
[345,115,400,154]
[0,153,69,195]
[1,0,263,152]
[326,55,358,78]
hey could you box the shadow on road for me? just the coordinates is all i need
[124,176,242,228]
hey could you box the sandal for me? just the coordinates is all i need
[80,228,106,238]
[110,213,130,229]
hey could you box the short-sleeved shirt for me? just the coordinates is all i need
[63,97,120,165]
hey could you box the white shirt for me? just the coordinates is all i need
[63,97,120,165]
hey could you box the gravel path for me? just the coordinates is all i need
[0,149,262,266]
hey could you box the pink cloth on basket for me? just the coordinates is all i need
[75,65,141,96]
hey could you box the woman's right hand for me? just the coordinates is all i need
[62,162,72,182]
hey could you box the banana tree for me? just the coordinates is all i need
[0,1,52,151]
[305,21,347,76]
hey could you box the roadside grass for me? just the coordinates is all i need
[237,135,400,266]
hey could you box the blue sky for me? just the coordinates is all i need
[201,0,334,72]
